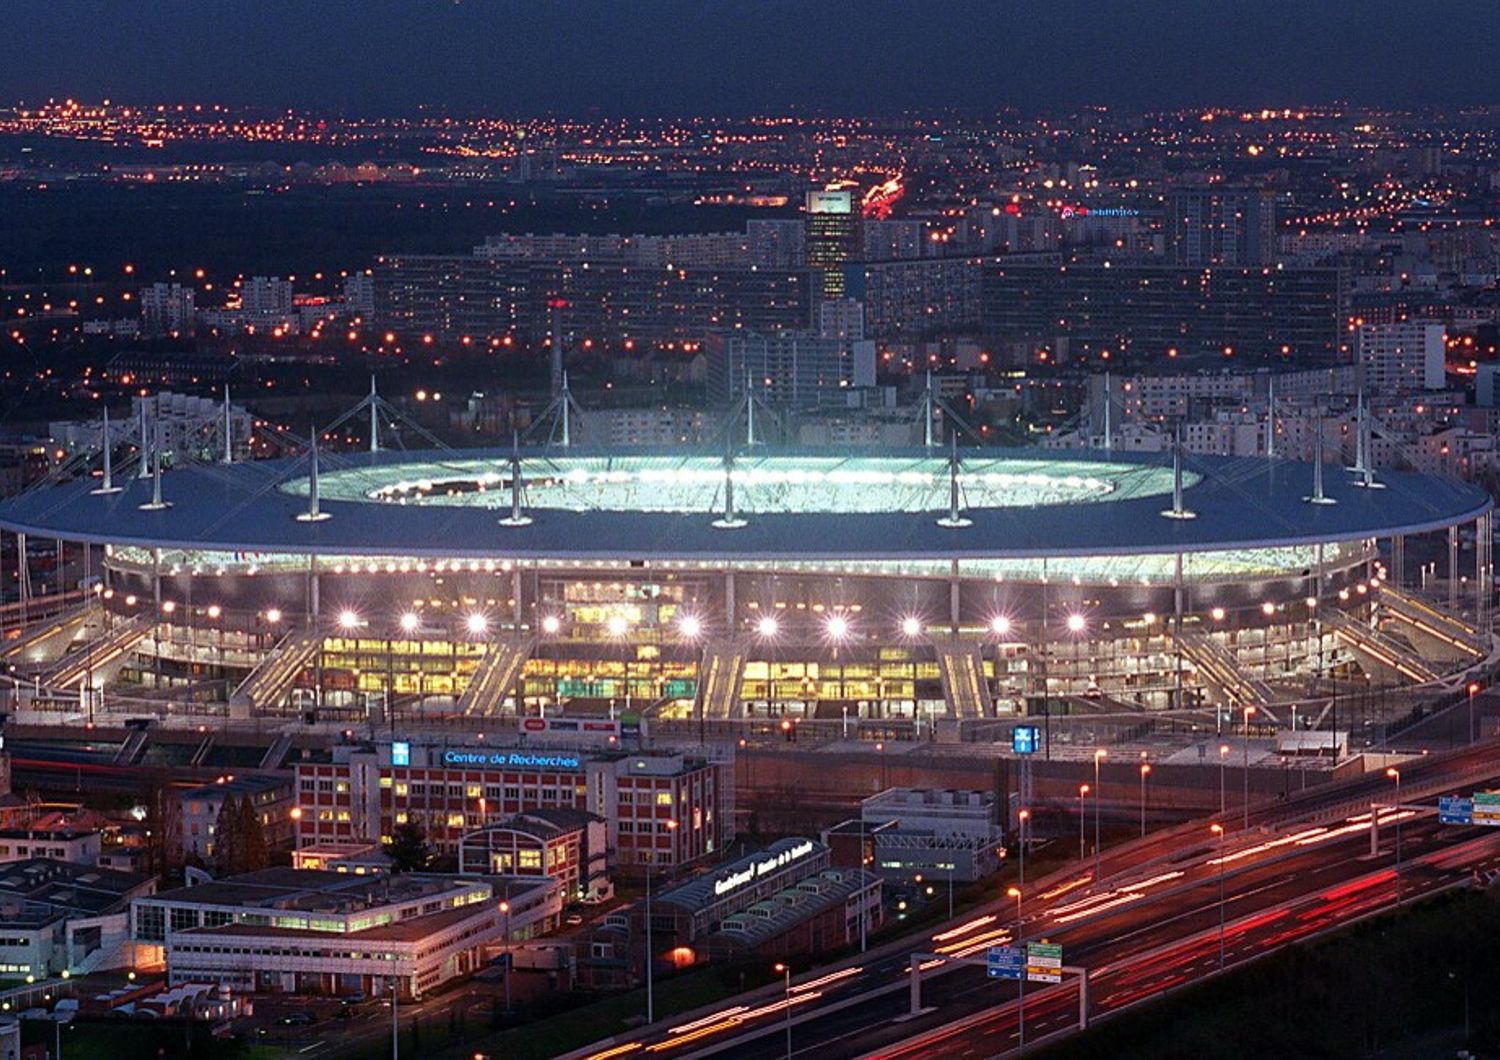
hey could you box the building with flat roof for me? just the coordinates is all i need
[0,858,155,978]
[458,808,609,902]
[132,867,518,998]
[0,828,101,866]
[294,741,730,878]
[180,773,295,864]
[853,788,1006,883]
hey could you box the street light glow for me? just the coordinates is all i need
[826,614,850,640]
[990,615,1012,636]
[901,615,922,637]
[757,614,780,638]
[265,607,282,624]
[338,608,360,630]
[541,614,562,635]
[607,614,629,638]
[400,612,420,633]
[679,614,702,639]
[466,612,489,635]
[1066,613,1086,633]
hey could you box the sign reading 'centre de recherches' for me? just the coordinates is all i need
[440,750,584,770]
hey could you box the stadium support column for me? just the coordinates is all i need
[308,553,320,622]
[1173,552,1184,710]
[1392,534,1405,590]
[16,532,28,626]
[1449,525,1459,612]
[725,571,737,635]
[949,559,960,637]
[1477,514,1490,629]
[512,565,524,630]
[151,547,162,612]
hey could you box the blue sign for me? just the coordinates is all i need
[987,945,1023,980]
[1440,795,1474,825]
[1012,726,1040,756]
[391,741,410,767]
[442,750,583,771]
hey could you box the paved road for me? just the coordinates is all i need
[569,737,1500,1060]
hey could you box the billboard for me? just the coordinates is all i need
[807,190,853,215]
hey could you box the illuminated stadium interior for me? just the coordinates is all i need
[0,444,1492,729]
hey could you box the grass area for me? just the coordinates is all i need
[425,967,755,1060]
[19,1018,268,1060]
[1040,888,1500,1059]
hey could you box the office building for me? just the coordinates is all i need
[139,283,196,337]
[705,329,877,407]
[0,859,155,977]
[1356,321,1446,393]
[457,808,610,902]
[1165,188,1277,266]
[980,261,1345,363]
[133,868,528,998]
[805,189,862,300]
[294,742,730,876]
[179,774,296,864]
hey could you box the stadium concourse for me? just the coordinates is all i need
[0,425,1492,738]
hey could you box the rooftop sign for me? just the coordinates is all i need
[712,840,817,898]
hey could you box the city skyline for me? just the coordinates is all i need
[7,0,1500,114]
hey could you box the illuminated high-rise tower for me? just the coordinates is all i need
[804,188,862,301]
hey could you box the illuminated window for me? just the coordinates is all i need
[655,792,673,806]
[395,783,409,797]
[518,850,542,870]
[380,777,393,789]
[447,814,465,828]
[466,784,482,798]
[395,812,408,824]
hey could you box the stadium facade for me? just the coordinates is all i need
[0,445,1490,726]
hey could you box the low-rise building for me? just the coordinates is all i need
[458,808,610,902]
[132,867,514,998]
[179,774,296,864]
[833,788,1006,883]
[0,828,102,866]
[0,858,155,977]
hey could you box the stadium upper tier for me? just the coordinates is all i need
[0,447,1487,564]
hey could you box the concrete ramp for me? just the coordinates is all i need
[39,615,152,690]
[934,639,991,718]
[457,636,534,717]
[229,626,321,717]
[696,639,747,719]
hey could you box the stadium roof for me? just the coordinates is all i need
[0,446,1487,561]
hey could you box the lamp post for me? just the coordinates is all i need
[1242,706,1256,831]
[644,818,679,1025]
[1211,823,1226,970]
[1008,885,1025,1056]
[390,974,400,1060]
[1218,744,1229,815]
[1092,748,1106,879]
[1139,762,1151,838]
[1387,767,1402,905]
[1468,681,1481,744]
[1077,784,1089,863]
[499,900,512,1014]
[1017,808,1030,886]
[774,962,792,1060]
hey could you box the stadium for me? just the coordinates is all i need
[0,440,1492,731]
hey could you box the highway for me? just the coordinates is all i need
[569,737,1500,1060]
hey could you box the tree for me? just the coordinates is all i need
[238,795,269,873]
[213,795,243,875]
[386,820,431,873]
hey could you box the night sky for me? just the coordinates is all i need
[6,0,1499,113]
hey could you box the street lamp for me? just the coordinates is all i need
[1139,762,1151,837]
[1242,706,1256,830]
[774,962,793,1060]
[1468,681,1481,744]
[1077,784,1090,863]
[1092,748,1107,879]
[1210,823,1226,970]
[1387,767,1402,905]
[645,818,679,1025]
[1008,885,1025,1055]
[499,900,512,1013]
[1218,743,1230,815]
[1017,808,1030,886]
